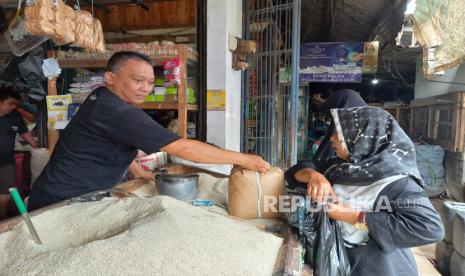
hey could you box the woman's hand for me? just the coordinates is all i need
[308,172,337,203]
[296,169,337,203]
[327,201,360,224]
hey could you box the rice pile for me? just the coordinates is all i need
[0,196,283,275]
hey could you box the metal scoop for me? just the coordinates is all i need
[9,188,42,245]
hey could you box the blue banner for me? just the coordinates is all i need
[300,42,364,83]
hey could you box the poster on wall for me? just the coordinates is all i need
[300,42,364,83]
[207,90,226,111]
[362,41,379,74]
[46,95,72,129]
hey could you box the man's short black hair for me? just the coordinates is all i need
[0,88,21,102]
[107,51,154,73]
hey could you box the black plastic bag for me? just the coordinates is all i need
[288,200,351,276]
[16,45,47,101]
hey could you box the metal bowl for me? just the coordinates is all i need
[156,173,199,201]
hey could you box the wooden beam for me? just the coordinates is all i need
[81,0,112,13]
[47,78,58,155]
[177,45,187,138]
[105,34,196,44]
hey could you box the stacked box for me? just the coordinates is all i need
[436,201,465,276]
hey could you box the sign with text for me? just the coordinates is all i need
[207,90,226,111]
[362,41,379,74]
[46,95,72,129]
[300,42,365,83]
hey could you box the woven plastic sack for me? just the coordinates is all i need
[415,144,445,196]
[228,166,284,219]
[30,148,50,186]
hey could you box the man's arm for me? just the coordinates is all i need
[161,138,270,173]
[20,132,37,148]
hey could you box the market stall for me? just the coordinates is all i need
[0,164,288,275]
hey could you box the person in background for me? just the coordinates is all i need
[29,51,270,211]
[0,88,37,219]
[286,89,367,202]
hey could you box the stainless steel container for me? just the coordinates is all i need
[156,173,199,201]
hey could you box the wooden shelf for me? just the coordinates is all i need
[410,91,465,153]
[57,52,197,68]
[137,102,198,111]
[46,45,196,152]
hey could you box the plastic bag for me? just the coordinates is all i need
[42,58,62,80]
[16,46,47,100]
[288,200,351,276]
[415,144,445,196]
[4,0,49,57]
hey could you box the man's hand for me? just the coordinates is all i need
[21,132,37,148]
[162,138,270,172]
[240,154,271,173]
[128,160,155,180]
[327,201,360,224]
[128,169,155,181]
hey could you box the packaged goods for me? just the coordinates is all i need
[228,167,284,219]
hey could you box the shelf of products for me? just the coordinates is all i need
[47,45,198,152]
[136,102,198,111]
[57,52,197,68]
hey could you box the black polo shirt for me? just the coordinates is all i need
[29,87,180,210]
[0,111,28,166]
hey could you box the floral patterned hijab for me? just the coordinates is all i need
[325,106,423,187]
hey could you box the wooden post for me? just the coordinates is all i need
[47,78,58,154]
[177,45,188,138]
[409,106,413,137]
[46,50,59,154]
[427,105,433,140]
[459,92,465,152]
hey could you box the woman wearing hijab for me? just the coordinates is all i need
[285,89,367,201]
[312,106,444,275]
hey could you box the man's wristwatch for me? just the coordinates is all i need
[354,211,368,230]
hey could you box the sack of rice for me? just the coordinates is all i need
[228,166,284,219]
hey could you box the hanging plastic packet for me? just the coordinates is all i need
[42,58,62,80]
[4,0,48,56]
[162,58,181,87]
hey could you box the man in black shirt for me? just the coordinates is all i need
[0,88,37,219]
[29,51,270,210]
